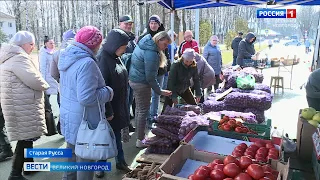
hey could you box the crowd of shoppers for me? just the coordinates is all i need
[0,12,266,180]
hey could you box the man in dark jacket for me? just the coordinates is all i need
[162,48,202,111]
[119,15,136,132]
[306,68,320,111]
[96,29,131,176]
[138,15,171,126]
[231,32,243,66]
[236,32,256,67]
[0,104,13,162]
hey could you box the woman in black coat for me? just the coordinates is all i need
[96,29,130,177]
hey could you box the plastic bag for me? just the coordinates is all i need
[236,74,256,90]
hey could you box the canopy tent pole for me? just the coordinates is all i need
[195,9,200,46]
[170,10,175,62]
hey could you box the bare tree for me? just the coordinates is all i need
[139,4,144,34]
[297,6,318,38]
[12,0,22,31]
[145,3,150,27]
[113,0,119,27]
[58,0,65,41]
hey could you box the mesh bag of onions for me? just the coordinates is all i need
[244,108,265,123]
[224,92,272,111]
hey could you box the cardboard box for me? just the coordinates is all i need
[296,115,317,161]
[159,144,289,180]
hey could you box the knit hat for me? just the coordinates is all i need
[211,35,219,41]
[75,26,103,50]
[182,48,196,61]
[10,31,35,46]
[63,29,76,41]
[149,15,161,26]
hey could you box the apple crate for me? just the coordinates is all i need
[209,120,271,141]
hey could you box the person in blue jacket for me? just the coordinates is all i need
[129,31,172,148]
[203,35,223,92]
[58,26,114,180]
[305,39,311,54]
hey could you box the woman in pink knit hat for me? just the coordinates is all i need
[58,26,114,180]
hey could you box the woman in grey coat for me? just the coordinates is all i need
[203,35,222,91]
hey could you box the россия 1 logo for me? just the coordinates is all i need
[257,9,296,18]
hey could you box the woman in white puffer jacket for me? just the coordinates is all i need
[39,36,59,96]
[0,31,49,180]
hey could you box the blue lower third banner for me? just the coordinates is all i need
[24,162,111,171]
[24,148,72,158]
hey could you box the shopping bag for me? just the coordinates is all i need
[236,74,256,90]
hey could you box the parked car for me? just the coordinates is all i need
[284,39,302,46]
[274,38,280,43]
[284,36,290,40]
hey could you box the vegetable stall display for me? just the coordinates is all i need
[188,154,279,180]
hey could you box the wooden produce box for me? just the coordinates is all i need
[159,144,289,180]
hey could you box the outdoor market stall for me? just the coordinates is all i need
[122,1,320,179]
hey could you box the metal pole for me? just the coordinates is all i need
[170,10,175,62]
[195,9,200,44]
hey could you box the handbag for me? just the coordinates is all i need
[75,98,118,161]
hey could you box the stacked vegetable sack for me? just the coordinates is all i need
[203,67,273,124]
[143,106,209,154]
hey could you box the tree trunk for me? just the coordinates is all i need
[13,0,22,31]
[46,1,50,37]
[40,0,46,39]
[174,10,180,36]
[113,0,119,27]
[162,7,166,26]
[182,9,186,32]
[71,0,76,29]
[188,10,192,30]
[139,5,144,34]
[145,4,150,28]
[58,0,64,42]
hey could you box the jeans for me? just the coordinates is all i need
[129,82,151,140]
[232,55,237,66]
[150,75,164,119]
[127,85,134,117]
[162,73,168,90]
[62,143,95,180]
[114,130,124,163]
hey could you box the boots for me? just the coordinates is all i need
[8,169,28,180]
[116,160,132,172]
[23,158,38,175]
[0,144,13,162]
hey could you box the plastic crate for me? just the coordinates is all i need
[243,119,272,134]
[209,120,271,140]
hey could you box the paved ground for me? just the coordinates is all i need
[0,41,313,180]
